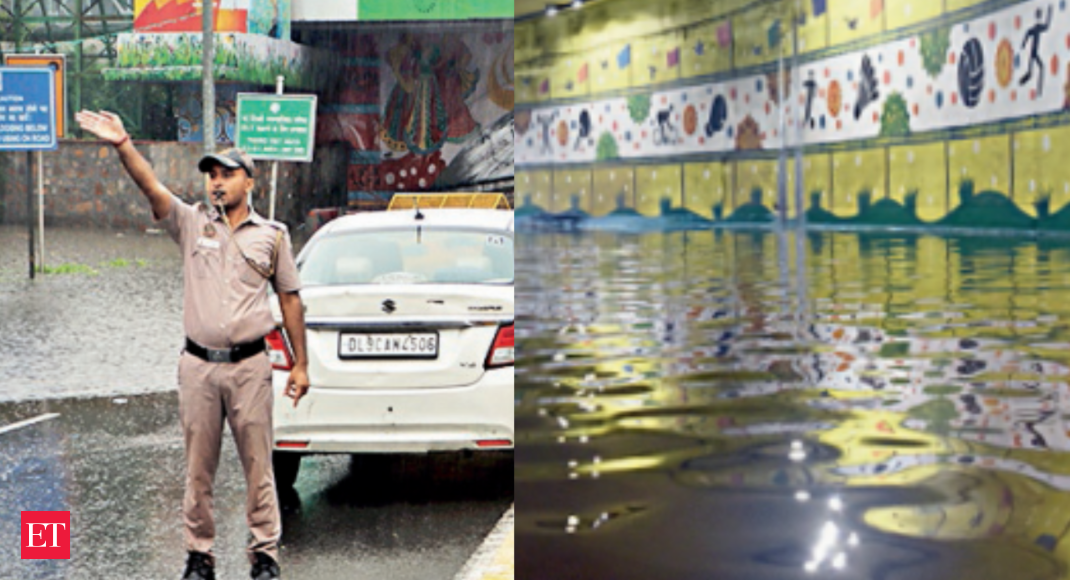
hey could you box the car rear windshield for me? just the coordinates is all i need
[299,227,514,286]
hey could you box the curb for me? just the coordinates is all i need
[454,505,514,580]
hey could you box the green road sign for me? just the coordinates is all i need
[235,94,317,162]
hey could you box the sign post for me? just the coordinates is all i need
[0,67,59,279]
[235,90,317,221]
[4,55,66,275]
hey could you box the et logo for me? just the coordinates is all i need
[21,511,70,559]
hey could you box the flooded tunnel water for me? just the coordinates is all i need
[516,229,1070,580]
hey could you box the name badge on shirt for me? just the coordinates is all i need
[197,237,221,250]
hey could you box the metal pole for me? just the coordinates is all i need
[37,149,44,272]
[269,75,283,221]
[26,151,34,279]
[202,0,215,154]
[776,38,787,225]
[793,0,805,229]
[74,0,84,136]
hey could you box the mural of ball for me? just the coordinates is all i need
[683,104,699,135]
[706,95,728,137]
[958,38,985,108]
[557,119,569,147]
[516,110,531,136]
[995,39,1014,88]
[828,81,843,118]
[735,115,763,151]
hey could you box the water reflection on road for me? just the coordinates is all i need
[0,225,183,402]
[516,230,1070,580]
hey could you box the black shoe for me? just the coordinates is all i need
[250,552,280,579]
[182,551,215,580]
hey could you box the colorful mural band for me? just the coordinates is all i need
[517,0,1070,233]
[133,0,291,39]
[106,32,325,88]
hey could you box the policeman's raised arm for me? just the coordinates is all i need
[75,110,173,220]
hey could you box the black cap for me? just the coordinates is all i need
[198,148,255,177]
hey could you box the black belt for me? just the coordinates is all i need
[185,337,266,363]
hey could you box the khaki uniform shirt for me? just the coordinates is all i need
[160,195,302,349]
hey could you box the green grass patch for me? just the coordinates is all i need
[42,263,99,276]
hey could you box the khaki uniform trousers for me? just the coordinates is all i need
[178,350,280,564]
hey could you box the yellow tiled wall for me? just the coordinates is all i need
[593,166,636,216]
[832,149,887,218]
[683,161,729,219]
[889,142,948,223]
[635,164,683,216]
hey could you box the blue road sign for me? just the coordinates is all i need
[0,67,57,151]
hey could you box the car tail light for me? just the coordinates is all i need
[475,439,513,448]
[486,323,514,368]
[266,329,294,371]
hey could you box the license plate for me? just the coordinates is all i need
[338,332,439,359]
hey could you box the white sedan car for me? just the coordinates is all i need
[266,208,514,487]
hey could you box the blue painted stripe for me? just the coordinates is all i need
[349,150,382,164]
[347,191,393,201]
[322,103,381,114]
[344,57,381,67]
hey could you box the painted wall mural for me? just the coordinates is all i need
[133,0,291,39]
[518,0,1070,164]
[516,0,1070,232]
[107,0,316,87]
[323,26,513,199]
[174,84,252,144]
[106,32,324,88]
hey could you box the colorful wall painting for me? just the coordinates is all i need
[516,0,1070,232]
[105,32,327,89]
[174,84,251,144]
[134,0,290,39]
[367,26,513,194]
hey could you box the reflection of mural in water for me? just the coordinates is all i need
[517,230,1070,577]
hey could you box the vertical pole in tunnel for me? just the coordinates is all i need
[793,0,805,229]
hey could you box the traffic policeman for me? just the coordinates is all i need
[75,110,310,580]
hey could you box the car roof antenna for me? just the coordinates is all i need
[414,199,425,221]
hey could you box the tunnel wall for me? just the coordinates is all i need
[516,0,1070,231]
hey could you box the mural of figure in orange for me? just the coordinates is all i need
[380,33,481,156]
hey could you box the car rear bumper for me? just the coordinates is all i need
[271,367,514,453]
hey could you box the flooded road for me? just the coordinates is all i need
[0,394,512,580]
[516,230,1070,580]
[0,225,512,578]
[0,225,183,402]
